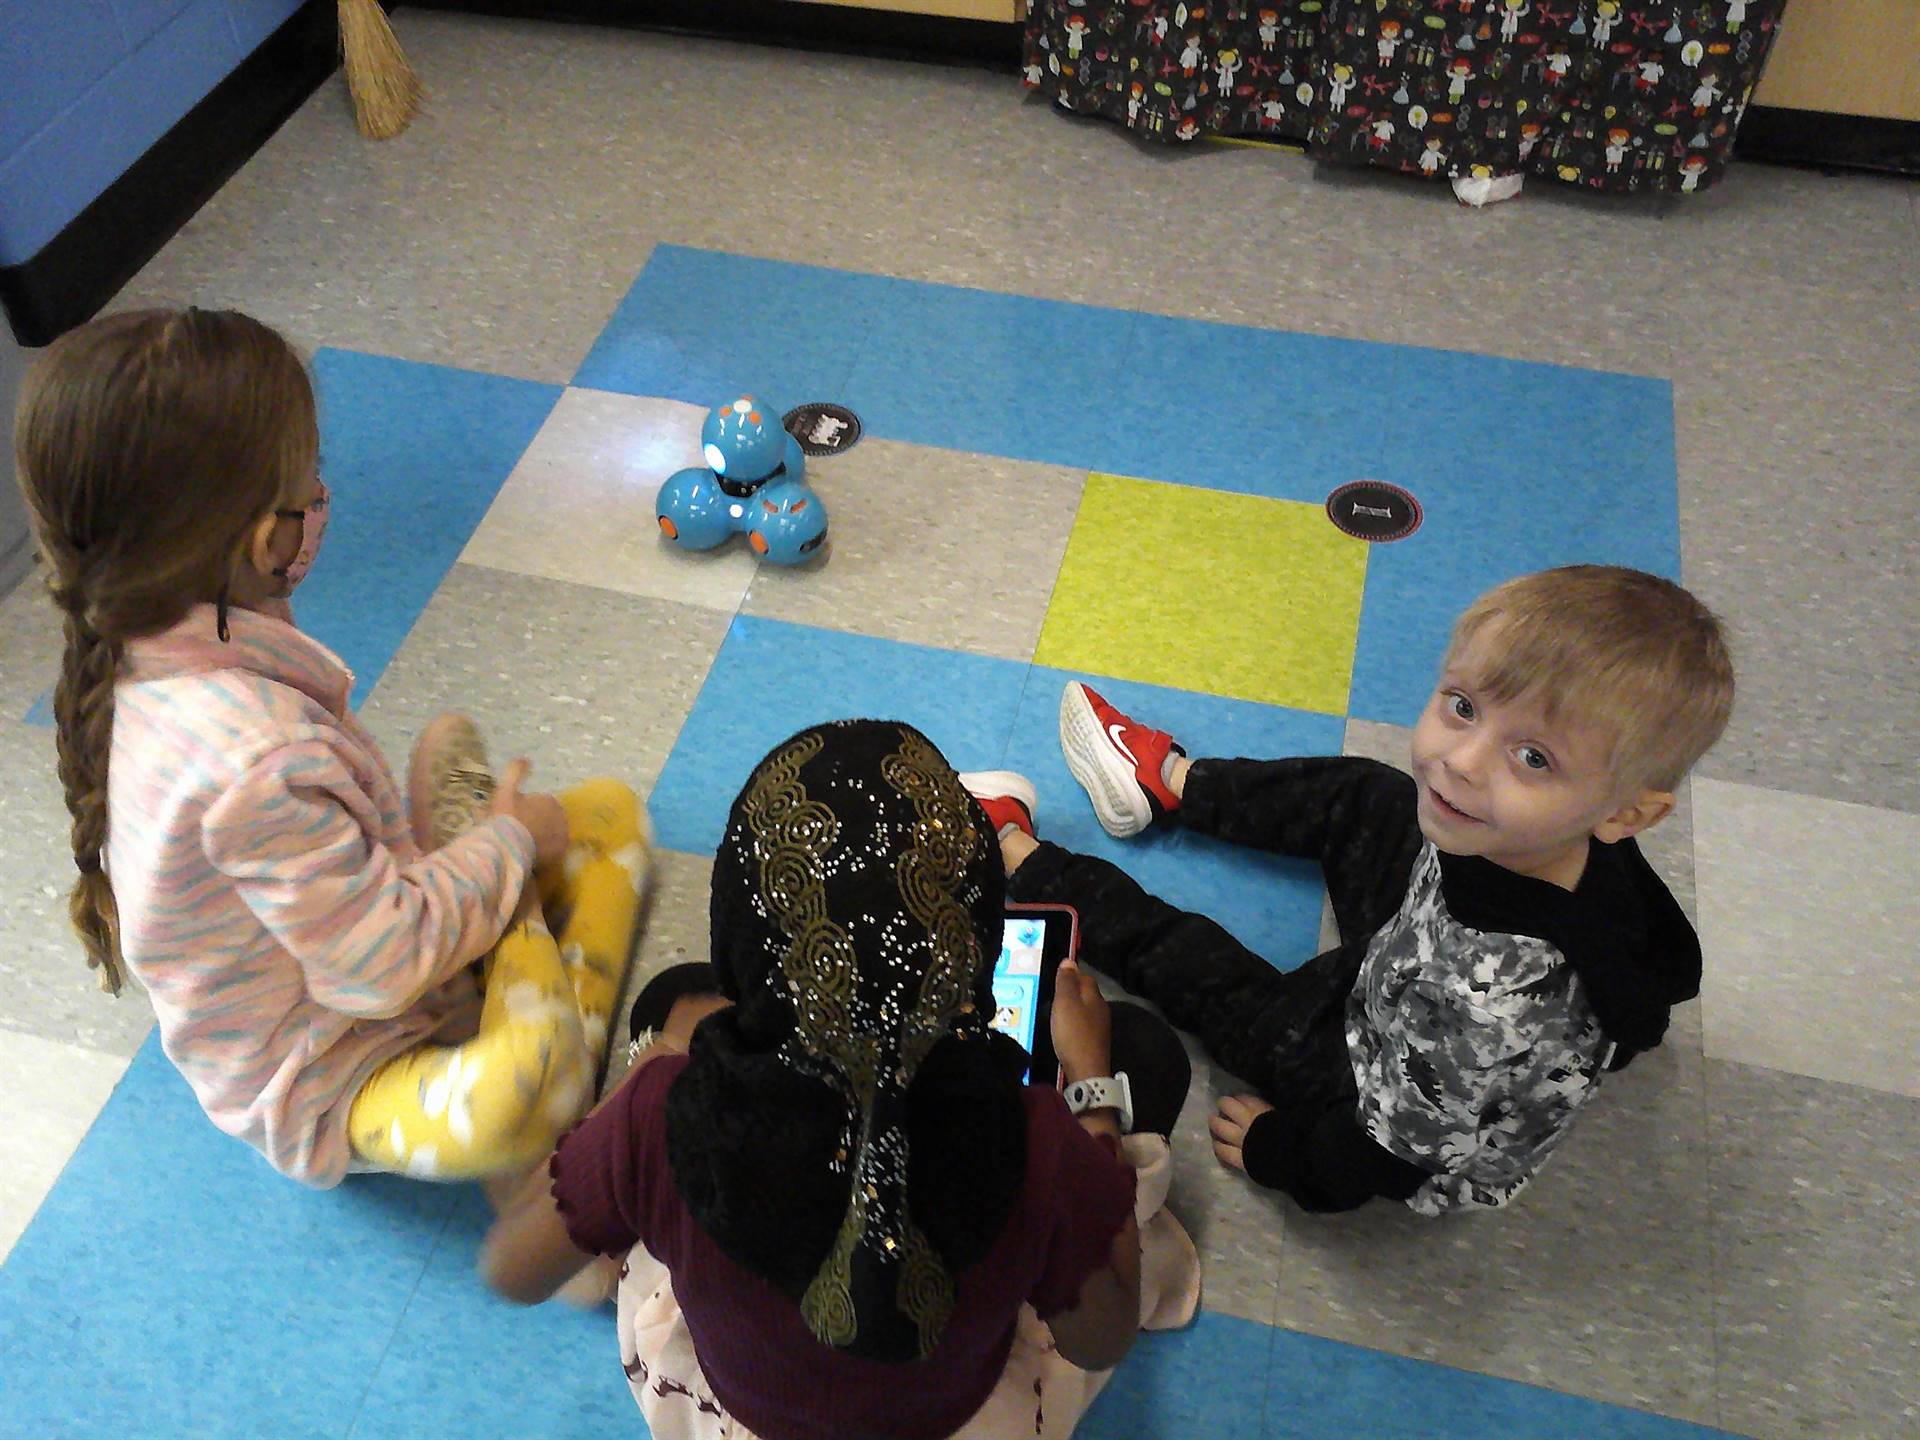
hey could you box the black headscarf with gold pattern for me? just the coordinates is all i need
[666,720,1030,1362]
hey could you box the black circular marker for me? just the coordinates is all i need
[783,402,863,457]
[1325,480,1422,543]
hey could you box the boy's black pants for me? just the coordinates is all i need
[1008,756,1431,1212]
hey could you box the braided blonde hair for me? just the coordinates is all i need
[13,309,318,993]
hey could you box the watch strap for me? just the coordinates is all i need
[1063,1072,1134,1134]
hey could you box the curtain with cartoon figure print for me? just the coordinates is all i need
[1024,0,1788,196]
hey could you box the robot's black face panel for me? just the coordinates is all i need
[799,534,824,555]
[715,461,787,500]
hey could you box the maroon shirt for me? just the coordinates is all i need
[551,1053,1136,1440]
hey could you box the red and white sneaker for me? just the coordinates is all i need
[1059,682,1184,839]
[957,771,1038,840]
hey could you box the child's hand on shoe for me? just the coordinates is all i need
[1050,959,1114,1082]
[492,758,570,868]
[1208,1094,1275,1173]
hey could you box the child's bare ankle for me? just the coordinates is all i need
[1000,829,1040,875]
[1167,755,1192,800]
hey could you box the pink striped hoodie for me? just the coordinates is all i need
[106,602,534,1186]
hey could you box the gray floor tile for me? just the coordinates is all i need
[1675,281,1920,817]
[119,14,647,382]
[1694,778,1920,1098]
[1705,1060,1920,1440]
[1645,163,1920,305]
[0,720,158,1056]
[742,441,1087,660]
[1639,777,1699,927]
[1274,1016,1717,1424]
[1167,1038,1288,1328]
[0,571,61,722]
[355,562,733,805]
[1341,717,1413,773]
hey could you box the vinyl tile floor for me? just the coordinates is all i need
[1,12,1915,1439]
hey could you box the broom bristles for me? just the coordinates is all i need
[338,0,421,140]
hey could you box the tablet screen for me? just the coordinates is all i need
[990,912,1049,1059]
[988,905,1074,1082]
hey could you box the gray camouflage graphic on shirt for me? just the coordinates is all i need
[1346,844,1610,1216]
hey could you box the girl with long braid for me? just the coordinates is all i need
[13,307,645,1186]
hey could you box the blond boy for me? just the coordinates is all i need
[964,566,1733,1215]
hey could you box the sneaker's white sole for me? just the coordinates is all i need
[956,770,1038,825]
[1059,684,1150,839]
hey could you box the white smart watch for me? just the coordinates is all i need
[1063,1073,1134,1134]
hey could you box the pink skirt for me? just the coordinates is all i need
[614,1134,1202,1440]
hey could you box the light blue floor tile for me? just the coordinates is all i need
[0,1036,452,1440]
[645,615,1033,855]
[576,250,1679,535]
[838,284,1136,462]
[573,244,870,405]
[304,350,562,709]
[347,1189,629,1439]
[1080,1310,1274,1439]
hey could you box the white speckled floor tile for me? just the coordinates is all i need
[1694,778,1920,1097]
[458,388,761,613]
[742,440,1086,660]
[0,1027,135,1264]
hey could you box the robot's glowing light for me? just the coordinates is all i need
[704,443,727,474]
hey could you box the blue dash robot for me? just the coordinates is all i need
[656,396,827,563]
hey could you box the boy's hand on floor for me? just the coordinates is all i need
[492,759,571,868]
[1209,1094,1276,1172]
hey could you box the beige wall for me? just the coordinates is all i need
[1753,0,1920,121]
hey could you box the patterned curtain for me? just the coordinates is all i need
[1025,0,1788,195]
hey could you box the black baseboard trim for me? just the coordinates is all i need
[404,0,1022,70]
[1736,105,1920,177]
[0,1,340,348]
